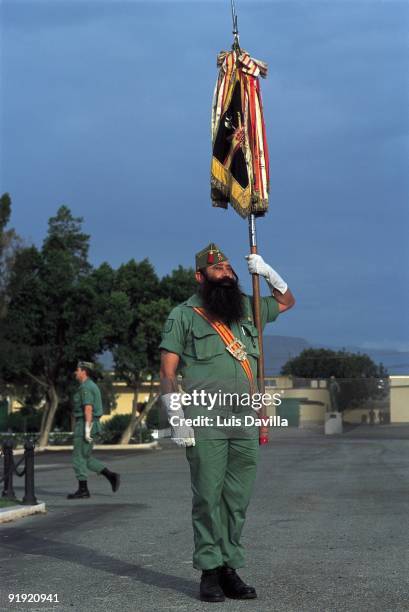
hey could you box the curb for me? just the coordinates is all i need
[0,502,46,524]
[12,441,160,455]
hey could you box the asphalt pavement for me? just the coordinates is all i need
[1,427,409,612]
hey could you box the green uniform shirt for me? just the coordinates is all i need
[159,293,279,396]
[73,378,104,419]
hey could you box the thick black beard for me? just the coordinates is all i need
[198,274,244,325]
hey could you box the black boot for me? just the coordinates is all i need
[218,566,257,599]
[67,480,90,499]
[101,468,120,492]
[200,569,225,602]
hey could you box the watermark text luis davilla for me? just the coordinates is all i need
[168,390,288,427]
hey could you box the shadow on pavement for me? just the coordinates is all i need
[0,505,198,601]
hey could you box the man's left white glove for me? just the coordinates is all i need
[84,422,93,443]
[246,254,288,295]
[162,393,195,447]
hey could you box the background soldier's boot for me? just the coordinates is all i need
[67,480,90,499]
[200,569,225,602]
[218,566,257,599]
[101,468,121,492]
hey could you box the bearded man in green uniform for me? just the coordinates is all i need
[67,361,120,499]
[159,244,295,602]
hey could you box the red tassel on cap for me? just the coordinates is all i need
[207,251,214,264]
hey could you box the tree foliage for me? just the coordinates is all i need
[281,348,388,410]
[0,193,22,318]
[112,259,195,443]
[0,206,130,445]
[159,265,197,304]
[281,348,386,379]
[0,199,198,444]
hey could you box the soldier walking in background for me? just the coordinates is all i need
[67,361,120,499]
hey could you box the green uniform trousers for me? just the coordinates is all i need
[72,419,105,481]
[186,437,259,571]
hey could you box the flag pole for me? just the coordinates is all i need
[248,214,269,445]
[228,0,269,444]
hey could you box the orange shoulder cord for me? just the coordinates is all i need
[193,307,255,395]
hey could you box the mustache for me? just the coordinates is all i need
[201,269,238,284]
[207,276,235,286]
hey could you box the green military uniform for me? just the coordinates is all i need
[159,245,280,570]
[72,377,105,481]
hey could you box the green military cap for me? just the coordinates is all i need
[195,243,228,270]
[77,360,95,371]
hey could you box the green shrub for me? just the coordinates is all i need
[99,414,154,444]
[146,399,169,430]
[100,414,131,443]
[4,410,42,433]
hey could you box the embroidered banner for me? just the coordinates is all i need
[211,50,270,218]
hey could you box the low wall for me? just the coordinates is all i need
[299,402,326,424]
[390,376,409,423]
[343,408,385,424]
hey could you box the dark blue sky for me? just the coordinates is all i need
[1,1,408,349]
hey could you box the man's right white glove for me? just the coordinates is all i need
[84,421,93,444]
[162,393,195,447]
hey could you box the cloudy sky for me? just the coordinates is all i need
[1,0,408,349]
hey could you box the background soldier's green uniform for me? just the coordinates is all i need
[160,287,280,570]
[72,377,105,480]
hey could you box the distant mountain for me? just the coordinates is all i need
[263,335,409,376]
[326,347,409,376]
[98,337,409,377]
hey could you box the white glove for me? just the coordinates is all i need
[162,393,195,447]
[84,422,93,443]
[246,254,288,295]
